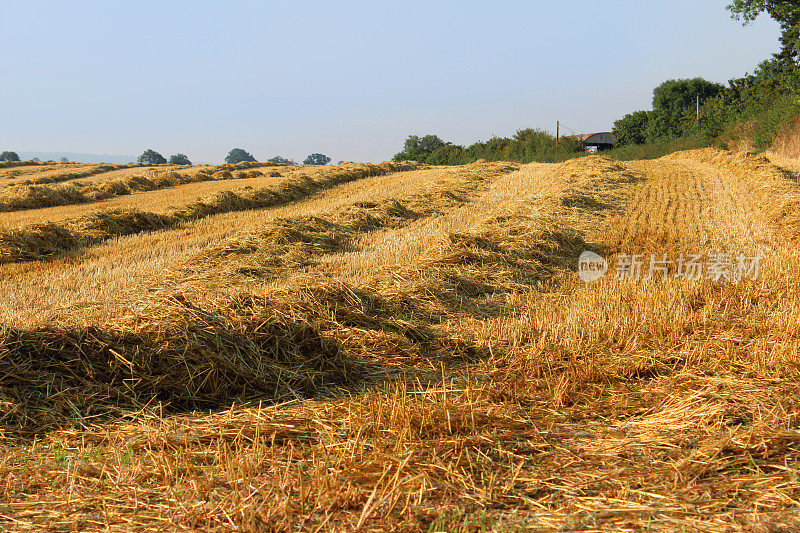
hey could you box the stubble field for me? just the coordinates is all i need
[0,151,798,532]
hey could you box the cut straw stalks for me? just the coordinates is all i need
[0,164,287,212]
[0,161,422,265]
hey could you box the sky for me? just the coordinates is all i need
[0,1,782,164]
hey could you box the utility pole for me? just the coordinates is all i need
[696,94,700,122]
[557,121,560,141]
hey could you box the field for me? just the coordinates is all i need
[0,151,799,532]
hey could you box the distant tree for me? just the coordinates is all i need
[60,157,68,162]
[303,153,332,165]
[137,149,167,165]
[267,155,297,165]
[225,148,257,164]
[613,111,651,146]
[0,151,20,162]
[728,1,800,65]
[168,153,192,165]
[31,157,41,163]
[392,135,450,162]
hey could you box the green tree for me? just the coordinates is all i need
[137,149,167,165]
[267,155,297,165]
[0,151,20,162]
[225,148,257,164]
[168,154,192,165]
[647,78,725,140]
[392,135,450,162]
[426,144,467,165]
[728,1,800,65]
[613,111,651,146]
[303,153,331,165]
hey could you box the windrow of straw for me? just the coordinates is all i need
[0,163,131,187]
[177,161,520,283]
[0,293,355,435]
[0,167,278,212]
[0,160,51,170]
[0,161,422,265]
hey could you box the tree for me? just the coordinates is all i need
[646,78,725,140]
[225,148,257,164]
[303,153,332,165]
[168,153,192,165]
[60,157,68,162]
[392,135,450,162]
[267,155,297,165]
[0,151,20,162]
[137,149,167,165]
[426,144,467,165]
[728,1,800,65]
[613,111,651,146]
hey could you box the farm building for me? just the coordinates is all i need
[565,132,615,151]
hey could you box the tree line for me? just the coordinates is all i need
[393,1,800,164]
[392,130,584,165]
[0,149,334,166]
[613,1,800,152]
[137,148,332,166]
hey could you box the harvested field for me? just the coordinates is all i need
[0,161,421,265]
[0,163,131,188]
[0,151,798,532]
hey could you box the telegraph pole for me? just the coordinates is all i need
[557,121,560,141]
[696,94,700,122]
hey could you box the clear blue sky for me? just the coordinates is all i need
[0,1,781,163]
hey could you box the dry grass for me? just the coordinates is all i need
[0,151,798,531]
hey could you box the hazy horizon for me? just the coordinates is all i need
[1,1,782,164]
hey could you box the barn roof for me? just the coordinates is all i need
[562,132,615,145]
